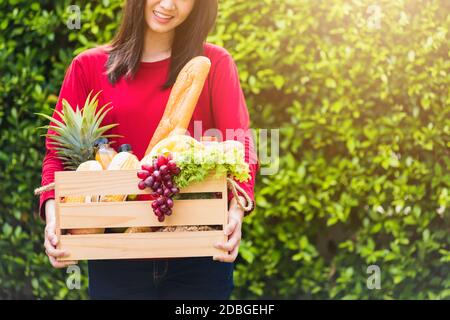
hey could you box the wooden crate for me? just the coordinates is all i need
[54,170,228,261]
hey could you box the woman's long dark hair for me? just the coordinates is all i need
[106,0,218,88]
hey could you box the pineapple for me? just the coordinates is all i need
[38,91,120,170]
[38,91,120,235]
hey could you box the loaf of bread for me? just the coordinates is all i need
[144,56,211,156]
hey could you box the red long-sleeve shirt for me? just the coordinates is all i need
[39,42,258,219]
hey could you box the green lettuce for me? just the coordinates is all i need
[172,144,251,189]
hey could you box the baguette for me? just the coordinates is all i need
[144,56,211,156]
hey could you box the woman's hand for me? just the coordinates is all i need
[213,196,246,263]
[44,199,78,268]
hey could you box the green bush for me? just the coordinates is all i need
[0,0,449,299]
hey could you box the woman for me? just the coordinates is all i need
[40,0,258,299]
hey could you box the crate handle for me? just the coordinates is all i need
[34,182,56,196]
[226,178,253,212]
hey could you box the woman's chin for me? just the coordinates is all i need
[148,22,173,33]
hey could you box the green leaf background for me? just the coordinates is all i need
[0,0,449,299]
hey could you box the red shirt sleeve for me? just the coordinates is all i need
[39,57,90,220]
[210,53,259,216]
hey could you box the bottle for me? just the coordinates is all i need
[94,138,117,169]
[119,144,132,153]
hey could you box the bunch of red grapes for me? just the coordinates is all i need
[137,154,181,222]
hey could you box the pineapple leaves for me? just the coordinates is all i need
[36,90,121,170]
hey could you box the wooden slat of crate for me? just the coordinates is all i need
[59,199,225,229]
[55,171,229,260]
[58,231,225,261]
[55,170,226,196]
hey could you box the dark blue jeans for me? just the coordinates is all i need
[87,257,234,300]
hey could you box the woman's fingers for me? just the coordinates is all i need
[214,242,240,263]
[44,219,75,269]
[45,225,59,246]
[215,230,241,252]
[47,233,58,247]
[44,240,69,258]
[45,241,77,268]
[214,224,242,262]
[227,245,240,262]
[213,207,244,262]
[48,255,78,269]
[224,216,239,236]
